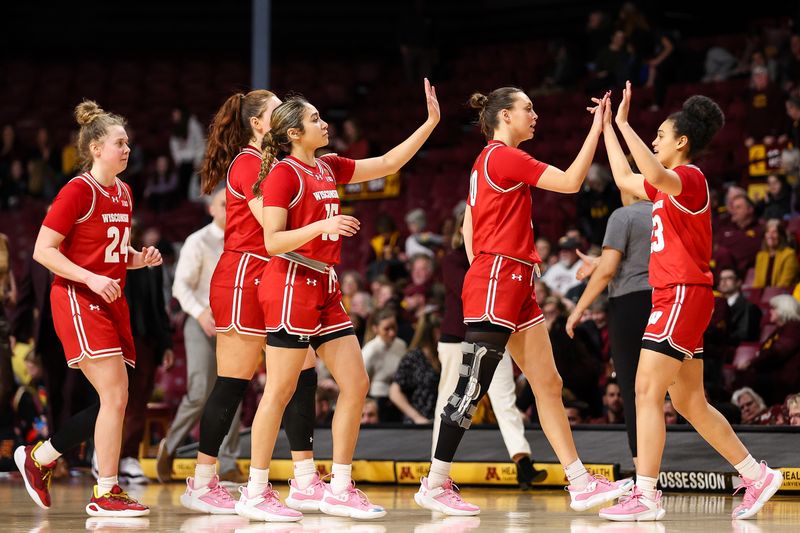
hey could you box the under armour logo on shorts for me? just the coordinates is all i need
[89,304,100,311]
[298,334,311,342]
[254,278,260,285]
[511,274,523,281]
[648,311,663,325]
[307,278,317,286]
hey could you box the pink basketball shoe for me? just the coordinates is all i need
[414,477,480,516]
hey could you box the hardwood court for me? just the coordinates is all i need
[2,477,798,532]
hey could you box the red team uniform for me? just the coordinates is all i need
[259,154,356,339]
[463,140,549,331]
[641,164,714,360]
[42,173,136,368]
[210,145,270,336]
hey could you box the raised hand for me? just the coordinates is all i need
[424,78,440,126]
[86,274,122,303]
[320,214,361,238]
[587,92,610,133]
[616,80,632,125]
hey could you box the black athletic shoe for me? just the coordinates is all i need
[516,456,547,489]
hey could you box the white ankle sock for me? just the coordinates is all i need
[247,467,269,497]
[636,474,658,500]
[428,459,452,489]
[97,475,118,495]
[194,463,216,489]
[330,463,352,495]
[734,455,762,482]
[33,440,61,465]
[565,459,590,489]
[294,459,317,490]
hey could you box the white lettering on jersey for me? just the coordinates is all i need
[312,190,339,201]
[101,213,130,223]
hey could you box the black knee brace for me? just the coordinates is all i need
[442,341,505,429]
[283,368,317,451]
[198,376,249,457]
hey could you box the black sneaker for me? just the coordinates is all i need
[516,456,547,489]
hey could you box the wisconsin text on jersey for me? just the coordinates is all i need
[312,190,339,201]
[101,213,130,223]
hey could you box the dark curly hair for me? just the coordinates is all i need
[667,95,725,159]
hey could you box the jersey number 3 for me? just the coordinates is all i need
[105,226,130,263]
[322,203,340,241]
[651,214,665,253]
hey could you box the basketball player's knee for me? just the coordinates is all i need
[101,386,128,414]
[346,371,370,399]
[441,341,504,429]
[536,372,563,399]
[671,392,704,420]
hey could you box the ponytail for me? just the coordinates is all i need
[200,89,277,195]
[251,97,309,198]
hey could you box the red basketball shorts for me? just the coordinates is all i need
[210,251,268,337]
[259,256,352,338]
[50,283,136,369]
[642,284,713,360]
[462,254,544,333]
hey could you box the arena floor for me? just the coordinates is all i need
[2,478,798,532]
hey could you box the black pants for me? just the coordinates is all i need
[608,290,651,458]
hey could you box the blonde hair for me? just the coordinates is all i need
[74,100,126,171]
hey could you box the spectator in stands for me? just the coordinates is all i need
[60,130,79,178]
[0,232,16,467]
[0,125,22,173]
[340,119,372,160]
[362,308,407,421]
[404,208,442,259]
[784,393,800,426]
[143,155,179,212]
[369,213,401,265]
[663,397,679,425]
[780,97,800,178]
[717,268,762,343]
[541,236,583,296]
[780,34,800,92]
[753,219,799,289]
[732,387,771,425]
[169,107,206,198]
[402,254,435,318]
[123,129,146,194]
[0,159,25,209]
[572,297,611,368]
[389,313,441,424]
[744,66,786,144]
[31,127,62,186]
[591,379,624,424]
[739,295,800,405]
[577,164,621,245]
[582,10,612,68]
[715,195,764,273]
[340,270,365,314]
[589,30,631,92]
[535,237,554,274]
[120,221,174,484]
[755,174,792,220]
[361,397,380,425]
[565,400,589,426]
[703,46,738,82]
[348,290,373,343]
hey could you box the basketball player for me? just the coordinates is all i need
[15,100,157,516]
[598,82,782,521]
[178,90,323,518]
[415,88,633,516]
[236,79,439,521]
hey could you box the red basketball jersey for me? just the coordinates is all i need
[644,164,713,289]
[42,173,134,289]
[261,154,355,265]
[225,145,267,255]
[467,141,548,264]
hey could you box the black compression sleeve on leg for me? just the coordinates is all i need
[198,376,249,458]
[50,401,100,453]
[283,368,317,452]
